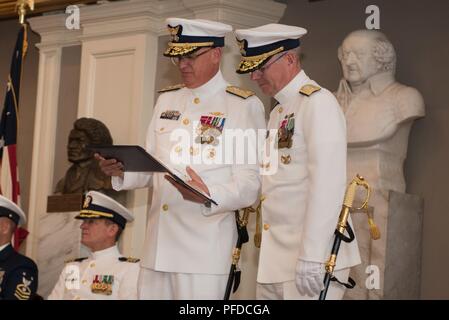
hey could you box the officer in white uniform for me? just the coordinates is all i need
[97,18,266,300]
[234,24,361,300]
[48,191,140,300]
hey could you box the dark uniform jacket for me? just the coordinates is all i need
[0,244,38,300]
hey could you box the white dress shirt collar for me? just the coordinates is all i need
[189,69,227,98]
[274,69,309,105]
[0,242,10,253]
[91,245,121,260]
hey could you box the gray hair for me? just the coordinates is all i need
[287,47,302,66]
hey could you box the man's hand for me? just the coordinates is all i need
[94,153,124,179]
[295,259,325,297]
[165,166,210,204]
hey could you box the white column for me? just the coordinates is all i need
[26,46,62,260]
[25,15,83,296]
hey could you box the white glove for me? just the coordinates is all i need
[295,259,325,297]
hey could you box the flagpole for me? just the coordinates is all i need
[0,1,34,250]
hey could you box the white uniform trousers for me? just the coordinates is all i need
[138,267,228,300]
[256,268,350,300]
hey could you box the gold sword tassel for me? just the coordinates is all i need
[254,195,265,248]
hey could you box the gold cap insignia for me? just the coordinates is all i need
[237,38,246,56]
[168,25,180,42]
[83,195,92,209]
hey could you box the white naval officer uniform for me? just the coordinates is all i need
[48,191,140,300]
[257,70,361,299]
[235,23,361,300]
[112,69,266,299]
[48,245,140,300]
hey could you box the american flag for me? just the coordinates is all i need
[0,24,28,250]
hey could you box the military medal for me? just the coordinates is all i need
[91,275,114,295]
[277,113,294,149]
[160,110,181,120]
[195,114,226,146]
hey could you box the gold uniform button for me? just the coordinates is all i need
[182,118,190,125]
[278,106,283,113]
[82,280,87,285]
[281,154,291,164]
[263,223,270,231]
[90,263,95,268]
[194,97,200,104]
[260,162,270,169]
[189,147,199,156]
[260,195,266,202]
[160,127,165,132]
[208,149,216,159]
[162,204,169,211]
[175,146,182,154]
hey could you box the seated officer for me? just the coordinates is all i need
[48,191,140,300]
[0,196,38,300]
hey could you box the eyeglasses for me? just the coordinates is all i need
[171,48,213,66]
[251,52,288,75]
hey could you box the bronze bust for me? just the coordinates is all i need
[55,118,115,195]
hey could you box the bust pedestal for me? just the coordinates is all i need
[344,140,424,299]
[36,194,86,298]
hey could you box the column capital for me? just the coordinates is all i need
[29,0,286,48]
[182,0,286,28]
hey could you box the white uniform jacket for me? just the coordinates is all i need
[112,70,266,275]
[257,70,361,284]
[48,246,140,300]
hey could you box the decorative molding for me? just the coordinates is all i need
[28,0,286,47]
[182,0,286,28]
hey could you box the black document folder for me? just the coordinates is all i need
[88,145,217,206]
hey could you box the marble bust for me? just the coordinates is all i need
[335,30,425,193]
[55,117,114,195]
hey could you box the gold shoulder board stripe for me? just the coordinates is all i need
[65,257,88,263]
[14,287,31,300]
[299,84,321,96]
[119,257,140,263]
[157,83,185,93]
[226,86,255,99]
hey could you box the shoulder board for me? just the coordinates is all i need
[226,86,255,99]
[65,257,88,263]
[157,83,185,93]
[299,84,321,96]
[119,257,140,263]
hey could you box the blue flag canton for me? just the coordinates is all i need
[0,26,25,150]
